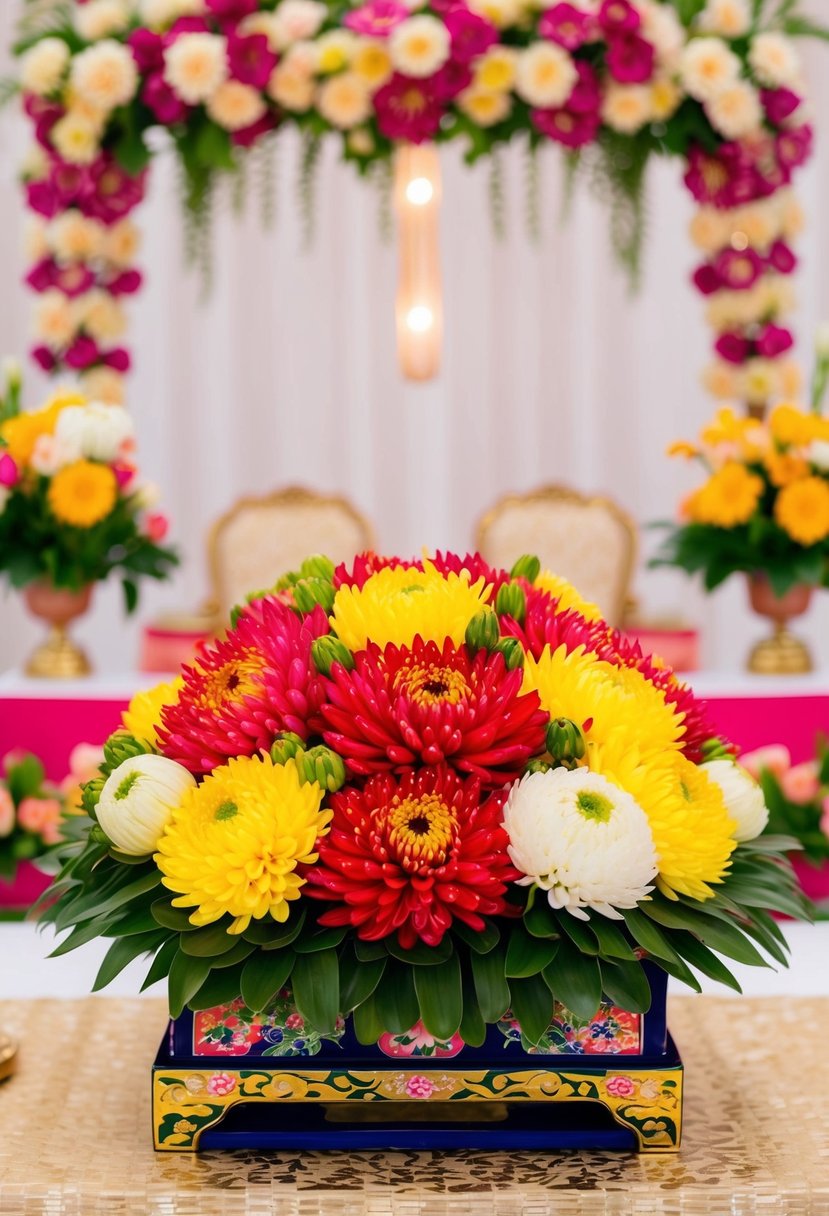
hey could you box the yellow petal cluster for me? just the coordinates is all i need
[47,458,118,527]
[1,391,86,468]
[684,462,763,528]
[156,755,332,934]
[534,570,604,623]
[769,403,829,448]
[122,676,185,748]
[774,477,829,546]
[330,561,491,651]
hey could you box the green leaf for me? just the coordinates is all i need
[354,938,387,962]
[374,961,419,1033]
[169,949,212,1018]
[588,917,637,961]
[459,964,487,1047]
[471,941,510,1022]
[66,868,162,926]
[141,936,178,992]
[210,938,254,969]
[105,906,160,937]
[523,901,560,939]
[293,925,347,953]
[121,578,139,616]
[415,952,463,1039]
[385,935,454,966]
[546,937,602,1021]
[598,959,652,1014]
[557,914,600,956]
[187,963,247,1010]
[151,899,198,933]
[291,948,340,1034]
[505,924,559,978]
[352,993,385,1045]
[179,921,239,957]
[241,910,305,948]
[339,951,386,1014]
[49,917,114,957]
[195,120,236,171]
[624,907,680,961]
[509,975,555,1046]
[671,933,742,992]
[452,919,500,954]
[93,930,166,992]
[241,950,295,1012]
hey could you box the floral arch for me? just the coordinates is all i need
[8,0,827,390]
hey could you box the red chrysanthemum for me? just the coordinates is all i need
[333,551,421,590]
[500,586,610,661]
[320,637,548,785]
[157,598,329,773]
[428,551,505,595]
[303,766,518,947]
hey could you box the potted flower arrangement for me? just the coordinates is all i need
[41,552,808,1152]
[0,366,177,676]
[652,400,829,673]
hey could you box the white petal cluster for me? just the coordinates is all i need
[74,0,132,41]
[701,759,769,842]
[698,0,751,39]
[749,32,801,89]
[680,36,741,103]
[55,402,134,462]
[71,41,139,111]
[97,754,196,855]
[502,769,658,921]
[19,38,71,96]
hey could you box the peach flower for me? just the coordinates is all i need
[0,788,14,838]
[739,745,791,782]
[781,762,820,805]
[17,796,63,844]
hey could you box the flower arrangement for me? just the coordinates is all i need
[742,743,829,870]
[0,751,65,882]
[41,551,807,1044]
[653,400,829,595]
[0,370,177,607]
[7,0,827,395]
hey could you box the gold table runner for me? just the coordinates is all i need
[0,995,828,1214]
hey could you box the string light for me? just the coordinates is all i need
[395,146,442,382]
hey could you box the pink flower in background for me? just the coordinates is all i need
[740,746,791,781]
[207,1071,237,1095]
[444,7,498,63]
[761,87,801,126]
[67,743,105,784]
[55,265,97,299]
[143,73,191,124]
[755,324,794,359]
[715,332,751,365]
[227,32,278,89]
[345,0,409,37]
[781,762,820,805]
[714,246,764,291]
[145,513,170,542]
[776,124,813,170]
[374,75,444,142]
[113,462,136,489]
[2,751,26,774]
[531,105,599,148]
[0,788,14,838]
[0,453,19,488]
[65,337,100,370]
[165,16,211,39]
[605,1074,637,1098]
[107,269,143,296]
[103,348,132,373]
[820,797,829,838]
[538,2,594,50]
[26,258,58,293]
[31,346,57,372]
[206,0,258,19]
[232,112,278,148]
[405,1074,434,1099]
[767,239,797,275]
[18,796,62,844]
[431,59,472,101]
[128,28,165,73]
[598,0,640,34]
[692,264,720,296]
[606,32,654,84]
[567,59,601,113]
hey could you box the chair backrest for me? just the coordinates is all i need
[207,486,375,621]
[475,485,637,626]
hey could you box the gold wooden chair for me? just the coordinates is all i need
[475,485,638,627]
[206,486,375,623]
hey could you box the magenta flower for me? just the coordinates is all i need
[51,161,94,210]
[31,346,57,372]
[606,32,654,84]
[538,2,594,50]
[444,6,498,64]
[531,105,599,148]
[113,462,136,489]
[106,269,143,296]
[776,123,813,170]
[25,258,58,293]
[128,28,165,73]
[0,453,19,488]
[231,111,278,147]
[227,31,278,89]
[54,264,96,298]
[684,142,759,208]
[767,239,797,275]
[145,512,170,542]
[205,0,258,20]
[715,332,751,365]
[598,0,640,33]
[65,337,100,370]
[431,58,472,101]
[605,1074,637,1098]
[206,1071,237,1096]
[756,323,794,359]
[567,59,600,113]
[714,246,764,291]
[405,1074,435,1099]
[103,348,131,373]
[344,0,409,37]
[374,75,445,142]
[87,158,147,223]
[761,87,801,126]
[692,264,721,296]
[165,16,211,39]
[25,179,60,219]
[142,72,191,124]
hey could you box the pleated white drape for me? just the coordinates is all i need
[1,2,828,674]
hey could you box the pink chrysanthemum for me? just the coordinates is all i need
[303,766,518,947]
[320,637,548,784]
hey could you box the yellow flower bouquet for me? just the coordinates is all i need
[653,403,829,596]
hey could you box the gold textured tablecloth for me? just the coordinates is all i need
[1,996,828,1215]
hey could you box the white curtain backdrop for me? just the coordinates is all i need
[1,2,828,675]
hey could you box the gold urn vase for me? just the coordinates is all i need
[23,581,93,678]
[746,575,813,675]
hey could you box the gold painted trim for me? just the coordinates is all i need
[205,485,376,627]
[474,484,638,627]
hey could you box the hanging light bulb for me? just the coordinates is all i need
[394,145,442,382]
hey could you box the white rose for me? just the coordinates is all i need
[96,754,196,855]
[55,402,134,462]
[701,759,769,843]
[317,73,372,130]
[389,15,451,79]
[206,80,267,131]
[19,38,71,96]
[71,41,139,110]
[515,42,577,109]
[680,36,741,103]
[164,33,228,104]
[698,0,751,39]
[74,0,132,41]
[749,32,800,89]
[270,0,327,49]
[706,80,763,140]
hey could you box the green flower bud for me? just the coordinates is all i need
[546,718,587,770]
[274,570,300,592]
[494,637,525,670]
[312,635,355,676]
[270,733,307,766]
[102,732,150,775]
[510,554,541,584]
[523,758,552,776]
[293,577,336,615]
[300,554,335,582]
[297,745,346,793]
[701,736,733,762]
[495,582,527,624]
[465,608,500,652]
[89,824,109,844]
[81,775,107,817]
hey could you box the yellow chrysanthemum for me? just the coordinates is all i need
[534,570,604,623]
[47,459,118,527]
[769,403,829,448]
[765,451,808,489]
[122,676,185,748]
[587,744,737,902]
[774,477,829,546]
[666,441,699,460]
[0,391,85,468]
[700,406,753,448]
[686,462,763,528]
[521,645,685,756]
[330,562,491,651]
[155,755,332,934]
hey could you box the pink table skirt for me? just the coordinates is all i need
[0,861,52,911]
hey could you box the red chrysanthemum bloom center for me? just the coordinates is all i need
[394,660,471,707]
[382,791,457,868]
[197,651,262,711]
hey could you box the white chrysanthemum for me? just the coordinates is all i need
[267,61,315,111]
[77,291,128,344]
[33,290,79,348]
[502,769,658,921]
[19,37,71,96]
[268,0,327,49]
[706,80,763,140]
[104,218,142,268]
[80,366,126,405]
[701,760,768,843]
[140,0,206,27]
[164,33,228,104]
[458,85,512,126]
[515,42,577,108]
[50,112,101,164]
[698,0,751,39]
[317,73,372,129]
[808,440,829,471]
[389,16,450,78]
[679,36,741,102]
[97,755,197,856]
[742,357,780,405]
[49,211,105,264]
[55,402,134,462]
[601,83,652,134]
[71,41,139,110]
[74,0,132,41]
[206,80,267,131]
[749,31,800,88]
[314,30,357,74]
